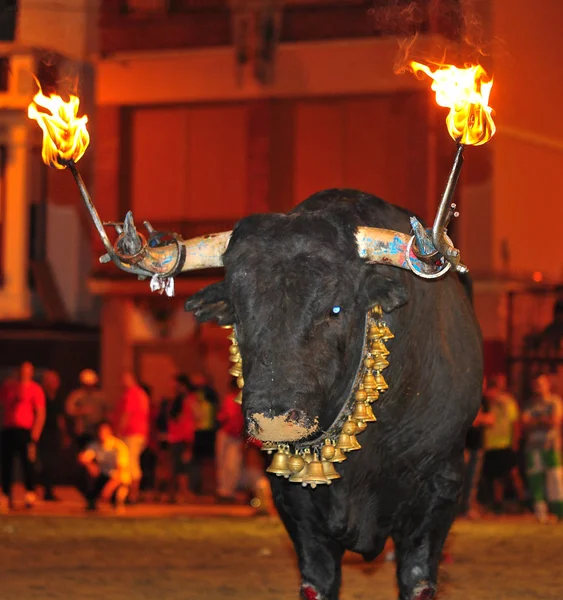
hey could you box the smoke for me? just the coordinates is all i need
[369,0,496,74]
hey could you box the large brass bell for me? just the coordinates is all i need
[330,445,347,462]
[379,324,394,341]
[266,447,291,478]
[374,371,388,391]
[352,401,376,423]
[302,454,330,488]
[362,371,377,393]
[372,354,389,371]
[368,324,381,340]
[228,361,242,377]
[336,431,358,452]
[321,459,341,481]
[370,339,389,356]
[341,419,361,451]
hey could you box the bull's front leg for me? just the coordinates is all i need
[269,476,344,600]
[392,467,461,600]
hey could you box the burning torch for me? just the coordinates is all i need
[406,61,496,279]
[27,86,209,297]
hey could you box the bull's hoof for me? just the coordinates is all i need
[301,583,324,600]
[411,582,436,600]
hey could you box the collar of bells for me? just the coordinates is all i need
[223,305,393,488]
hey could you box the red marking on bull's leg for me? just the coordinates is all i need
[301,583,323,600]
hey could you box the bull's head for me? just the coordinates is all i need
[103,205,442,443]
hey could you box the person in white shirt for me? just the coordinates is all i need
[78,420,130,512]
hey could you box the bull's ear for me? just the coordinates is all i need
[362,264,410,313]
[184,281,234,326]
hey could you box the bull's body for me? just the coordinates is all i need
[186,189,482,600]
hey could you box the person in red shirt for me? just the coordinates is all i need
[215,378,244,503]
[114,372,150,504]
[0,362,46,511]
[167,374,198,503]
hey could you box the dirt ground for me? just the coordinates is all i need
[0,510,561,600]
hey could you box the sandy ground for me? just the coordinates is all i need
[0,496,561,600]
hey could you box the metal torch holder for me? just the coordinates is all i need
[408,143,468,279]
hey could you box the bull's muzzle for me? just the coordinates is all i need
[247,409,319,443]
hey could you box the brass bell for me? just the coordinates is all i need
[379,324,394,341]
[352,401,376,422]
[370,339,389,356]
[374,371,388,391]
[288,453,306,474]
[237,376,244,388]
[363,402,377,422]
[228,361,242,377]
[372,355,389,371]
[234,390,242,405]
[321,440,336,461]
[266,448,291,478]
[367,388,380,403]
[229,351,240,363]
[261,441,278,454]
[302,455,329,488]
[362,371,377,392]
[349,434,361,451]
[356,419,367,433]
[229,343,239,356]
[364,356,375,369]
[336,432,356,452]
[330,446,347,462]
[368,324,381,340]
[322,459,341,481]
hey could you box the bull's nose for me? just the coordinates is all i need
[245,408,318,442]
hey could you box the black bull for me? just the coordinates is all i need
[185,189,482,600]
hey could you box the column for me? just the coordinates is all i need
[0,121,32,319]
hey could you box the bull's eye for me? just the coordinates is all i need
[331,306,342,317]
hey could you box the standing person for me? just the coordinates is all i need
[190,373,218,495]
[522,375,563,523]
[0,362,46,511]
[168,374,197,503]
[215,378,244,503]
[78,421,130,513]
[482,374,526,513]
[459,378,494,518]
[38,370,66,501]
[114,372,150,504]
[65,369,108,450]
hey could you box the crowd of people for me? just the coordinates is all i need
[1,361,561,521]
[460,373,563,524]
[0,362,270,514]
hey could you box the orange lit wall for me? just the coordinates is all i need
[492,0,563,280]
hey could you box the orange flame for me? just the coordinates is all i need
[410,61,496,146]
[27,86,90,169]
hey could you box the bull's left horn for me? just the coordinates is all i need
[356,227,418,270]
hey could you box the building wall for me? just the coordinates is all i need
[492,0,563,282]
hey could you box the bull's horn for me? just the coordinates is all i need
[179,231,232,272]
[105,213,232,278]
[355,227,420,270]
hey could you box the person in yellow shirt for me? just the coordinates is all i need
[78,421,130,512]
[482,375,526,513]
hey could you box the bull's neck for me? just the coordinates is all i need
[225,304,394,488]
